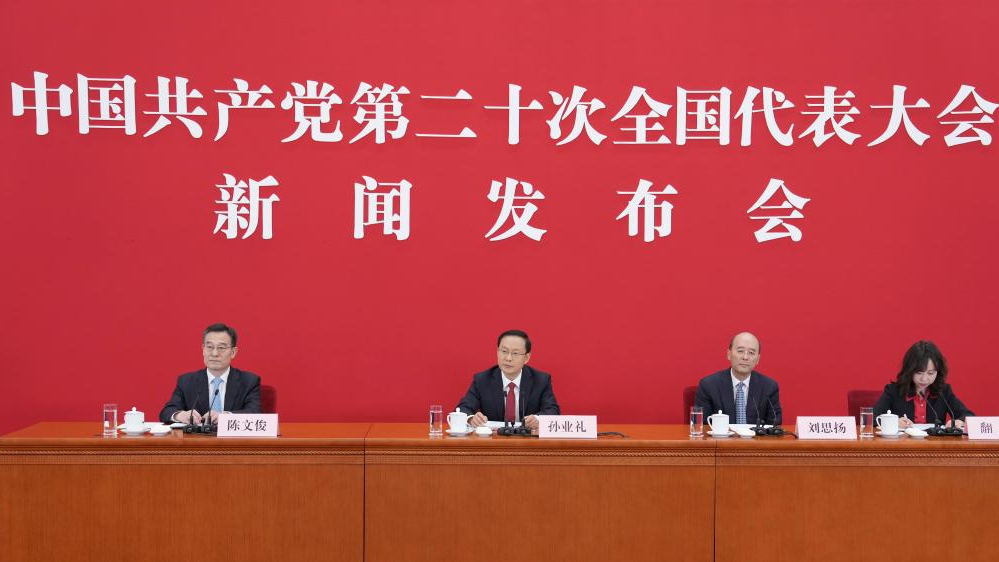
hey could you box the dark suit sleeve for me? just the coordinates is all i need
[232,374,261,414]
[694,380,714,415]
[765,382,782,425]
[456,378,482,415]
[872,384,895,418]
[536,376,560,415]
[159,376,188,424]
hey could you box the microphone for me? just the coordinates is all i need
[503,389,511,428]
[926,397,944,427]
[209,387,221,415]
[191,392,203,425]
[750,395,767,436]
[938,391,964,436]
[765,396,787,436]
[925,398,948,436]
[497,387,532,436]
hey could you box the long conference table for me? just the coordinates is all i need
[2,423,997,562]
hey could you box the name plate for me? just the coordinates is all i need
[966,417,999,440]
[537,415,597,439]
[796,416,857,440]
[217,413,279,437]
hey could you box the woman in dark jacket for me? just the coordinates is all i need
[873,340,974,430]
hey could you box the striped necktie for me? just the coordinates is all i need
[735,382,747,424]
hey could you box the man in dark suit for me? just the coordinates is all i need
[457,329,560,431]
[694,332,782,425]
[159,323,262,424]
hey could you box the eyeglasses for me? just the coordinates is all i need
[498,348,527,359]
[203,344,233,353]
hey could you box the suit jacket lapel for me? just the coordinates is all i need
[719,373,736,418]
[520,367,534,414]
[490,368,505,414]
[193,369,210,414]
[746,376,762,422]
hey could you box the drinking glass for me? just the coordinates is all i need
[859,407,874,438]
[102,403,118,437]
[429,405,443,437]
[690,406,704,437]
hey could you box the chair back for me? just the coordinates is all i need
[261,384,278,414]
[846,389,881,420]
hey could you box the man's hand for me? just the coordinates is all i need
[468,412,488,428]
[524,415,540,431]
[173,410,203,425]
[206,410,220,424]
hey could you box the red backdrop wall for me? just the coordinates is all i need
[2,1,997,434]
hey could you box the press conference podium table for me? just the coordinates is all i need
[3,423,999,562]
[0,422,368,562]
[364,423,715,562]
[715,432,999,562]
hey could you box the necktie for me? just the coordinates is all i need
[505,382,516,422]
[210,377,223,412]
[735,382,747,424]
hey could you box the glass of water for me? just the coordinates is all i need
[428,404,443,436]
[859,407,874,438]
[102,403,118,437]
[690,406,704,437]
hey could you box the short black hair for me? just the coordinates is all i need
[728,332,761,355]
[895,340,948,397]
[497,329,531,354]
[203,323,237,347]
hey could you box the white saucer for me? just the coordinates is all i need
[877,430,901,438]
[709,430,734,438]
[149,426,171,436]
[447,428,473,436]
[120,427,149,436]
[904,428,928,438]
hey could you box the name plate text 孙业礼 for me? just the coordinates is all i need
[537,415,597,439]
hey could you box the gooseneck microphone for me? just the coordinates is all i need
[183,389,219,434]
[750,395,768,436]
[940,392,962,429]
[926,397,944,430]
[207,387,220,427]
[497,387,532,436]
[927,392,963,436]
[765,396,790,437]
[750,395,785,436]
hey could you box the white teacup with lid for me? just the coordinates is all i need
[876,410,899,435]
[124,407,145,432]
[707,411,729,435]
[447,408,469,432]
